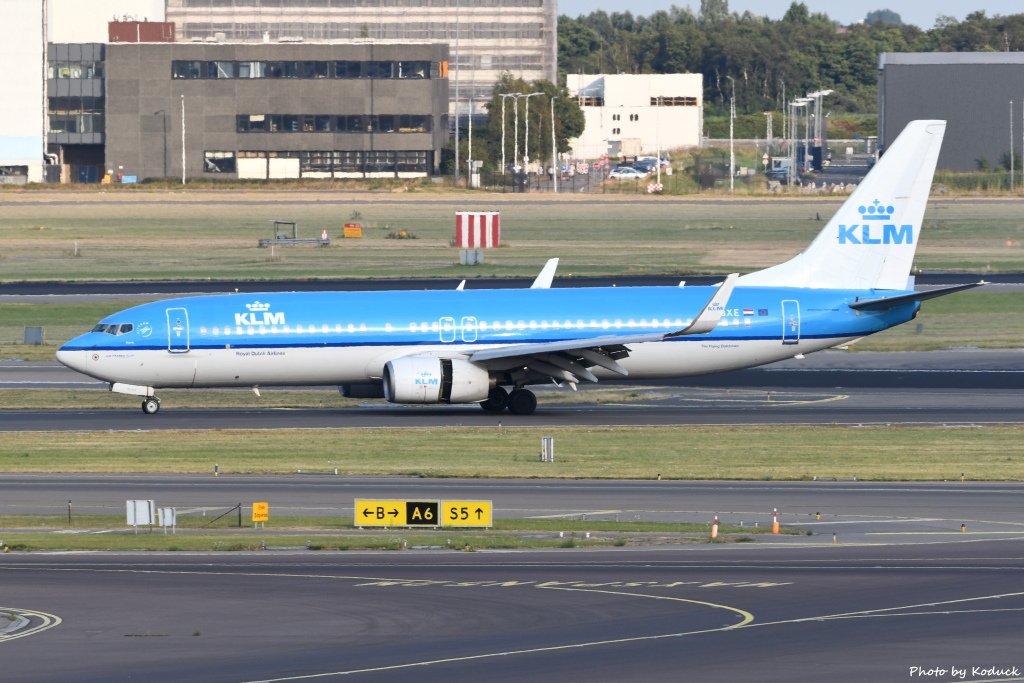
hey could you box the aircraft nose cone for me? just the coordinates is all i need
[56,347,87,373]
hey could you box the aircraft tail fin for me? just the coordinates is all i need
[738,120,946,290]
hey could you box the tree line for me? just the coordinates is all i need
[558,2,1024,117]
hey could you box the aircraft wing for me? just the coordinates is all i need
[469,274,738,385]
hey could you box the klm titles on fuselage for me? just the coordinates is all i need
[837,200,913,245]
[234,301,286,326]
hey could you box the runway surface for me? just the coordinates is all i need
[2,349,1022,430]
[3,541,1024,682]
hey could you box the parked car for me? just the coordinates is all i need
[632,159,658,174]
[609,166,648,180]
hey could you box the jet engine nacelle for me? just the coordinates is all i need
[383,356,491,404]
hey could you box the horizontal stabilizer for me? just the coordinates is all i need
[848,282,986,311]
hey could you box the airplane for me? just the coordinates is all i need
[57,120,982,416]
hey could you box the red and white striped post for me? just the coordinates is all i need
[455,211,500,248]
[771,507,780,535]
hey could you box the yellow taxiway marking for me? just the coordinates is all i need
[237,588,1024,682]
[0,607,62,643]
[743,590,1024,630]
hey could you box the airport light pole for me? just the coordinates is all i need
[453,0,461,183]
[523,92,543,173]
[805,89,833,171]
[512,93,521,171]
[180,94,186,185]
[789,99,809,187]
[467,95,473,186]
[727,75,735,192]
[499,93,516,174]
[550,95,557,193]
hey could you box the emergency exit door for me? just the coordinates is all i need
[781,300,800,345]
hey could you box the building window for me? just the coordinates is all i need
[397,60,430,78]
[49,96,105,134]
[336,150,363,173]
[612,114,620,121]
[48,61,104,79]
[210,61,235,78]
[238,61,264,78]
[651,96,698,106]
[396,150,429,173]
[204,151,236,173]
[365,150,396,173]
[300,151,334,173]
[236,114,431,134]
[612,128,620,135]
[577,96,604,107]
[171,59,444,80]
[334,61,360,78]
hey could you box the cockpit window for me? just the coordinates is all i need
[91,323,133,335]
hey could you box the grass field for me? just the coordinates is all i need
[0,425,1019,480]
[0,511,772,552]
[0,531,743,552]
[1,192,1023,281]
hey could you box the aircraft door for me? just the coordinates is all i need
[460,316,478,343]
[166,307,190,353]
[781,299,800,345]
[439,316,456,343]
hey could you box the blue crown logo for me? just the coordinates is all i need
[858,199,895,221]
[246,301,271,312]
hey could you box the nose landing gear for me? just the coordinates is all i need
[141,397,161,415]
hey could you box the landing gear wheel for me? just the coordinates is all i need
[506,389,537,415]
[480,386,509,413]
[141,398,160,415]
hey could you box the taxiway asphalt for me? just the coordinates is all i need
[2,350,1023,430]
[2,540,1023,682]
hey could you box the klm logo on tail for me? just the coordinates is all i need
[838,199,913,245]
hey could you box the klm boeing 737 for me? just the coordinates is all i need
[57,120,982,415]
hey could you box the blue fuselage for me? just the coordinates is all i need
[58,284,918,388]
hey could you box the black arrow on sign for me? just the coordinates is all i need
[389,508,399,518]
[362,509,372,517]
[475,507,483,518]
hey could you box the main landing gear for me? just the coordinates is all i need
[141,397,161,415]
[480,386,537,415]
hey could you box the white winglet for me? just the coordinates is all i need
[530,258,559,289]
[668,273,738,336]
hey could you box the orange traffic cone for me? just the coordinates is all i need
[711,515,719,540]
[771,507,780,535]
